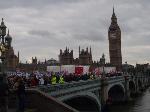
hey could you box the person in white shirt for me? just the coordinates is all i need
[39,77,44,85]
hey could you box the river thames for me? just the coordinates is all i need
[110,88,150,112]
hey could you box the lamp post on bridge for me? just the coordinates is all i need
[125,61,128,75]
[100,56,106,105]
[0,18,11,112]
[102,65,105,79]
[101,53,105,79]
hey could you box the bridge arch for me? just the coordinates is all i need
[107,83,125,103]
[62,92,101,112]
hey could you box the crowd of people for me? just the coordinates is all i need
[3,71,122,112]
[7,72,97,89]
[7,71,123,89]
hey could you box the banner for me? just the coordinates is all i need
[61,65,75,74]
[104,67,116,73]
[47,66,60,73]
[83,66,90,74]
[47,65,90,75]
[75,66,83,75]
[94,67,116,74]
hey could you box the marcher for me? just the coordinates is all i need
[90,74,94,80]
[51,75,57,85]
[39,77,44,85]
[59,75,64,84]
[16,78,26,112]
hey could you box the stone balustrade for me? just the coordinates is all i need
[9,89,79,112]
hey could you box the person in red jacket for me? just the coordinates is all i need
[30,77,37,86]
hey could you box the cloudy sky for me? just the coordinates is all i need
[0,0,150,65]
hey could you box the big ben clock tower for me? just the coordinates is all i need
[108,8,122,71]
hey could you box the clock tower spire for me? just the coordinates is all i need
[108,7,122,71]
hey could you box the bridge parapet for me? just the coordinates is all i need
[38,76,131,99]
[104,76,125,84]
[9,89,79,112]
[37,75,150,104]
[38,78,101,98]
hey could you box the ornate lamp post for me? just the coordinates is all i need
[0,18,11,112]
[100,55,106,105]
[125,61,128,75]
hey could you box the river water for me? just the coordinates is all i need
[110,88,150,112]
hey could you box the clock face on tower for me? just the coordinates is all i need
[108,8,122,71]
[110,33,116,39]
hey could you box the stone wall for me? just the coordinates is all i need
[9,89,79,112]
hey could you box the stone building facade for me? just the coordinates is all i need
[79,46,92,65]
[0,19,19,71]
[18,57,46,73]
[6,46,19,71]
[59,47,74,65]
[59,46,92,65]
[108,8,122,71]
[32,57,37,64]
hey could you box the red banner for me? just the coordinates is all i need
[75,67,83,75]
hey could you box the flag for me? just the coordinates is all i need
[94,68,102,76]
[75,67,83,75]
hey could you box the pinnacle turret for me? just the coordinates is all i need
[109,7,120,32]
[0,18,7,36]
[111,7,117,23]
[6,29,12,39]
[5,29,12,47]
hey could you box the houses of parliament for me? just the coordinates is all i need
[1,8,122,71]
[59,8,122,71]
[59,46,92,65]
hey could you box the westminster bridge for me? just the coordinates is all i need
[9,74,150,112]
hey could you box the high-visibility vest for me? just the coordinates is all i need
[51,76,57,84]
[90,75,94,79]
[59,76,64,84]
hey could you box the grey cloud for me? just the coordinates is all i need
[0,0,149,64]
[73,31,105,42]
[28,30,55,38]
[0,0,87,9]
